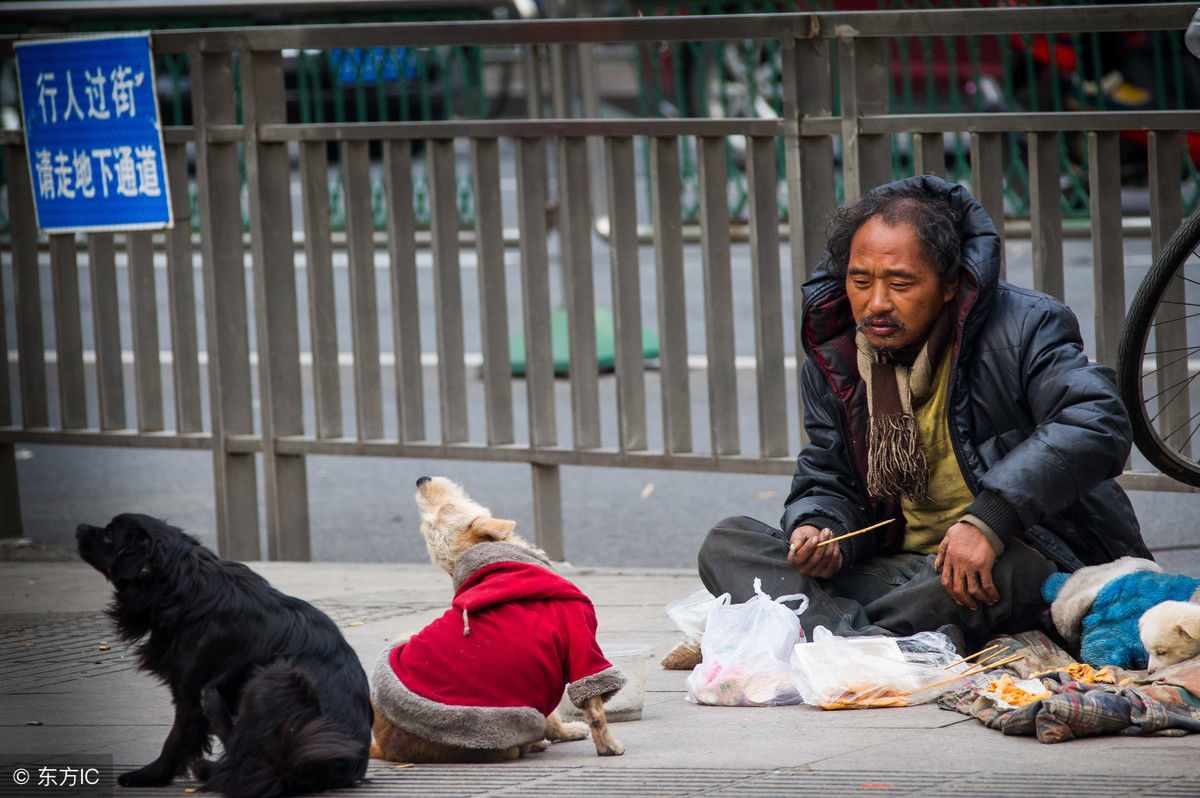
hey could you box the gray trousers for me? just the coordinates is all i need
[698,516,1056,653]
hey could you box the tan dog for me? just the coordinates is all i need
[1139,600,1200,672]
[370,476,625,762]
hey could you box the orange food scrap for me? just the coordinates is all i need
[987,673,1051,707]
[1032,663,1118,684]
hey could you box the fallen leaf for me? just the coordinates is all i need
[349,622,364,627]
[756,491,777,500]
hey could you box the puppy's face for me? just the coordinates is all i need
[1139,601,1200,671]
[76,513,156,584]
[415,477,516,575]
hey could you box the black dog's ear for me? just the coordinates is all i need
[110,527,152,582]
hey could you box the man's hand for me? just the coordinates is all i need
[935,521,999,610]
[787,525,843,579]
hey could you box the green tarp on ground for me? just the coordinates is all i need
[508,306,660,377]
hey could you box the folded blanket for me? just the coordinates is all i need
[939,631,1200,744]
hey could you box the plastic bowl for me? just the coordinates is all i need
[557,643,653,722]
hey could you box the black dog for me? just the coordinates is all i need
[76,513,372,797]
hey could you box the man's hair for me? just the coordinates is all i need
[825,185,963,286]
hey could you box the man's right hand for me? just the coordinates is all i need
[787,524,843,579]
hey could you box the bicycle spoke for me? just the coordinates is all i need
[1175,271,1200,290]
[1178,412,1200,453]
[1139,344,1200,378]
[1146,368,1200,426]
[1148,308,1200,327]
[1162,404,1200,455]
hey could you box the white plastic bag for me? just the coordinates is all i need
[685,578,809,706]
[665,588,719,645]
[789,626,964,709]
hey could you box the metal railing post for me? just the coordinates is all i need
[970,131,1007,278]
[838,36,892,203]
[1088,131,1125,369]
[244,48,311,560]
[0,179,13,537]
[532,462,565,562]
[6,141,47,431]
[191,47,261,560]
[517,135,565,559]
[783,34,835,447]
[1147,131,1188,452]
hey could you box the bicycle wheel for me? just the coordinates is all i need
[1117,207,1200,487]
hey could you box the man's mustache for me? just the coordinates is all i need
[857,314,906,334]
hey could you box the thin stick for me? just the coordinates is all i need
[971,647,1013,669]
[943,643,1004,670]
[962,653,1024,677]
[813,518,896,548]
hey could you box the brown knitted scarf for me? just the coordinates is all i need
[856,306,953,502]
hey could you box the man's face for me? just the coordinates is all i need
[845,216,958,353]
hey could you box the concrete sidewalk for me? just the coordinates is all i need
[2,560,1198,797]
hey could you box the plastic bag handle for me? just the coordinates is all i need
[775,592,809,616]
[751,577,809,616]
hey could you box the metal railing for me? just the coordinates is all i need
[2,4,1197,558]
[628,0,1200,221]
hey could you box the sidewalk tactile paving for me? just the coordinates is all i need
[0,601,426,694]
[8,764,1200,798]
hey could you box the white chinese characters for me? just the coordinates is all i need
[32,64,145,125]
[34,146,162,200]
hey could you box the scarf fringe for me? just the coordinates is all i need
[867,414,928,501]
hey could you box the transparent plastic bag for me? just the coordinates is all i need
[665,587,719,644]
[789,626,965,709]
[685,578,809,706]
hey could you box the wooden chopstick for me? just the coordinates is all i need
[971,647,1013,669]
[962,653,1024,677]
[943,643,1004,670]
[813,518,896,548]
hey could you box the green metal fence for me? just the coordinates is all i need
[629,0,1200,221]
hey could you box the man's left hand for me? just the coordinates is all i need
[935,521,1000,610]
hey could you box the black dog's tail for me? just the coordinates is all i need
[204,664,368,798]
[210,719,366,798]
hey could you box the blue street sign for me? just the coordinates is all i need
[15,33,173,233]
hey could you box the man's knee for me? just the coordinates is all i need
[699,516,749,570]
[699,516,777,566]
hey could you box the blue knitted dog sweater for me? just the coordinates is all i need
[1077,572,1200,669]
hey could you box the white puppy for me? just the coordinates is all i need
[1139,601,1200,672]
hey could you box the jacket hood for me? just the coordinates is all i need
[451,543,590,615]
[800,174,1001,349]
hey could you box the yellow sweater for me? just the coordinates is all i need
[901,347,975,554]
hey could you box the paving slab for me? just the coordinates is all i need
[2,561,1198,797]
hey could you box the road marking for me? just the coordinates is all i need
[7,350,795,371]
[9,351,1200,374]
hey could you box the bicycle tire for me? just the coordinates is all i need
[1116,207,1200,487]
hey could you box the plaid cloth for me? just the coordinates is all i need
[938,631,1200,744]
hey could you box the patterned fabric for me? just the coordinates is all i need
[939,631,1200,743]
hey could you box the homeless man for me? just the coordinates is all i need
[698,175,1152,654]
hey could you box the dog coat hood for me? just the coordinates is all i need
[371,542,626,750]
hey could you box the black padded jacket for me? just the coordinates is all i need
[781,175,1151,573]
